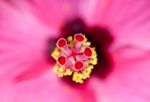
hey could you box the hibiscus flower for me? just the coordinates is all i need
[0,0,150,102]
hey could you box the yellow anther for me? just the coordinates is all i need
[82,71,91,79]
[73,72,83,84]
[52,64,59,73]
[83,37,87,43]
[83,42,91,46]
[90,58,98,65]
[58,67,64,71]
[92,52,97,58]
[77,80,83,84]
[58,72,64,77]
[87,65,94,70]
[67,36,73,42]
[52,65,65,77]
[57,67,65,77]
[92,50,97,58]
[51,48,60,60]
[82,65,93,79]
[91,48,97,57]
[64,69,72,76]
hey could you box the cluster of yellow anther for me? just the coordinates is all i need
[72,65,94,83]
[52,64,73,77]
[51,33,98,83]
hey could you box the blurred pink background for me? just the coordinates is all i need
[0,0,150,102]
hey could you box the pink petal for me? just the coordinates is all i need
[80,0,150,50]
[0,1,56,83]
[90,48,150,102]
[109,0,150,51]
[0,84,16,102]
[0,72,96,102]
[78,0,108,25]
[13,73,96,102]
[23,0,83,29]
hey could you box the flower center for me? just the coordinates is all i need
[51,33,98,83]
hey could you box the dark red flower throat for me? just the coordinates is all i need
[50,18,114,84]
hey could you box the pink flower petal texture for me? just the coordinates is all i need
[0,0,150,102]
[26,0,83,28]
[90,48,150,102]
[0,1,54,83]
[80,0,150,50]
[0,73,96,102]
